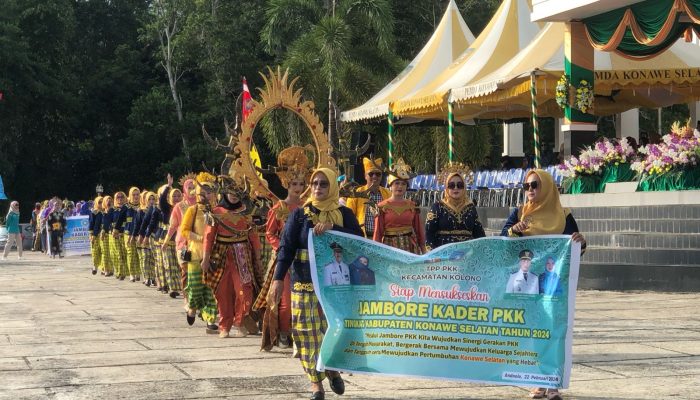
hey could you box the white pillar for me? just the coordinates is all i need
[688,101,700,128]
[502,122,525,157]
[620,109,640,142]
[554,118,563,153]
[614,113,622,139]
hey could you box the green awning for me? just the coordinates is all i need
[583,0,700,58]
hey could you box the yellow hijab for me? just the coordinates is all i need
[128,187,140,206]
[93,196,103,212]
[519,169,567,236]
[102,195,113,211]
[442,173,472,213]
[304,168,343,227]
[168,188,182,206]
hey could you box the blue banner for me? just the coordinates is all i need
[309,231,580,388]
[63,216,90,256]
[0,175,6,200]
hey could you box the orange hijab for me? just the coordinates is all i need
[519,169,567,236]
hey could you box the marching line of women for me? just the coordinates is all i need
[84,151,585,400]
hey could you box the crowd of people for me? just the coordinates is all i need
[2,149,586,400]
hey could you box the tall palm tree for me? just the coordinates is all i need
[259,0,402,152]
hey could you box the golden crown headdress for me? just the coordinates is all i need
[276,146,313,188]
[437,162,472,186]
[387,158,414,186]
[179,172,198,187]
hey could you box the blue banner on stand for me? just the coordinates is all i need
[63,216,90,256]
[309,231,580,389]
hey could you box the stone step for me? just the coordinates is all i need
[585,232,700,249]
[578,262,700,291]
[583,247,700,267]
[569,205,700,220]
[575,219,700,234]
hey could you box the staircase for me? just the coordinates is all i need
[480,205,700,292]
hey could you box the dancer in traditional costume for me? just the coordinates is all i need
[425,164,485,250]
[180,173,219,333]
[160,186,183,298]
[201,174,261,338]
[88,196,103,275]
[254,146,311,350]
[373,158,425,254]
[346,157,390,238]
[124,187,141,282]
[99,196,115,275]
[270,167,363,400]
[138,191,157,286]
[47,203,67,258]
[164,175,197,302]
[146,185,169,292]
[111,191,128,280]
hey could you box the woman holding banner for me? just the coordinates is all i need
[425,164,485,250]
[270,167,362,400]
[500,169,586,400]
[373,158,425,254]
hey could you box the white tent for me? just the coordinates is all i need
[340,0,475,122]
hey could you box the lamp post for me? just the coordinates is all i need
[96,184,103,195]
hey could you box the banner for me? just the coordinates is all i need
[310,231,580,389]
[63,216,90,256]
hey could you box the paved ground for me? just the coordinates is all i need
[0,252,698,400]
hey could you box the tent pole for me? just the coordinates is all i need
[530,72,541,169]
[448,102,454,164]
[388,107,394,168]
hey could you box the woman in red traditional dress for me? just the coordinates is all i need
[373,158,426,254]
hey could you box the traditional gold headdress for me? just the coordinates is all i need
[179,172,197,188]
[437,162,472,187]
[386,158,413,186]
[362,157,383,174]
[276,146,312,188]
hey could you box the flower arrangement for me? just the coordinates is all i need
[555,74,569,109]
[575,79,594,114]
[630,121,700,175]
[558,137,636,178]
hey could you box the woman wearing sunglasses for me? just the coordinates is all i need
[425,165,485,250]
[270,167,363,400]
[373,158,426,254]
[501,169,586,400]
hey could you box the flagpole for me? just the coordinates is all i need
[388,106,394,168]
[448,102,454,164]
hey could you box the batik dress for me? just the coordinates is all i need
[274,205,362,383]
[373,199,425,254]
[89,211,103,270]
[180,206,217,324]
[254,200,297,350]
[203,206,261,333]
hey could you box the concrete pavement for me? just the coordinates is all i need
[0,252,698,399]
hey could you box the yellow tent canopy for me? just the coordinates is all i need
[391,0,543,119]
[449,22,700,120]
[340,0,474,123]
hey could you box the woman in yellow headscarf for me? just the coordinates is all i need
[269,167,362,400]
[88,196,104,275]
[425,164,485,250]
[500,169,585,400]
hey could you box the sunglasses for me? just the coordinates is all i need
[523,181,539,191]
[311,180,330,188]
[447,182,465,190]
[368,172,382,177]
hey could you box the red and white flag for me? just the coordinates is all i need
[242,77,253,121]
